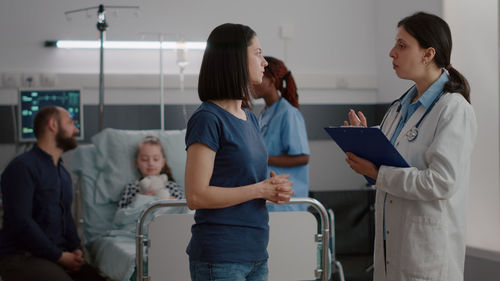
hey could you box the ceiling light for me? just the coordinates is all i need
[44,40,206,50]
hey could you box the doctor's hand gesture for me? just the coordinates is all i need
[345,152,379,181]
[343,109,367,127]
[342,109,378,180]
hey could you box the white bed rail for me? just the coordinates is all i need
[136,197,330,281]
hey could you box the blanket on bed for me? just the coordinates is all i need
[90,196,190,281]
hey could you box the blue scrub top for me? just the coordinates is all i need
[259,98,310,211]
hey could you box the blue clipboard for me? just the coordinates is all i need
[324,126,409,185]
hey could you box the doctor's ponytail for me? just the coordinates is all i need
[398,12,471,104]
[444,66,470,103]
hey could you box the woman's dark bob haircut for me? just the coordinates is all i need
[198,23,256,108]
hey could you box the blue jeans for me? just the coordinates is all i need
[189,260,268,281]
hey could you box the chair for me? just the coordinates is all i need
[328,209,346,281]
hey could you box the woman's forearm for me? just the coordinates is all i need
[185,183,263,210]
[268,154,309,167]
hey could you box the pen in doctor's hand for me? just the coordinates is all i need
[350,109,361,123]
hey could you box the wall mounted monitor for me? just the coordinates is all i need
[18,89,83,142]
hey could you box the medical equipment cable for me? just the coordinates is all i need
[11,104,20,155]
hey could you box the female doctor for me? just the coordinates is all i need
[344,12,477,281]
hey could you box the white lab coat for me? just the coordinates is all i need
[373,92,477,281]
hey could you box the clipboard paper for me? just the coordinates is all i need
[324,126,409,185]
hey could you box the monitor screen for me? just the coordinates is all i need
[18,89,84,142]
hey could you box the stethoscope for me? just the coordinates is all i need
[381,86,445,142]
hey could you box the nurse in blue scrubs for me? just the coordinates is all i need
[252,56,310,211]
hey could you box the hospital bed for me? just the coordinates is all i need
[71,128,344,281]
[71,128,188,281]
[136,198,340,281]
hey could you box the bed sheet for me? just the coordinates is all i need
[88,236,137,281]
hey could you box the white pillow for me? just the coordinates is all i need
[72,144,99,181]
[91,128,186,204]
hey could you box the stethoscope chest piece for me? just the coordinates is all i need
[406,127,418,142]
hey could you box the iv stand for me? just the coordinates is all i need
[64,4,139,132]
[160,34,165,130]
[138,32,171,130]
[97,5,107,132]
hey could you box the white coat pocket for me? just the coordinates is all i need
[401,215,448,280]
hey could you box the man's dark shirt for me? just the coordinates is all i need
[0,145,80,261]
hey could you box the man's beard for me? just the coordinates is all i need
[55,129,78,152]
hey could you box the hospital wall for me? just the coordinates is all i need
[0,0,499,279]
[443,0,500,268]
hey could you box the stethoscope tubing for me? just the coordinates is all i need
[379,86,414,130]
[381,86,446,142]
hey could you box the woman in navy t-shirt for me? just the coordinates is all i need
[185,23,294,281]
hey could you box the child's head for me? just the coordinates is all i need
[134,135,175,181]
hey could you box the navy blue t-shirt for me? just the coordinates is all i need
[185,101,269,263]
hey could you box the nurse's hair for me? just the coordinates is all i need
[263,56,299,108]
[135,135,175,182]
[398,12,470,103]
[198,23,256,108]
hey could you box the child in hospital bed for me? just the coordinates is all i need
[118,135,184,208]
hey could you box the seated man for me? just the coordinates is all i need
[0,106,105,281]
